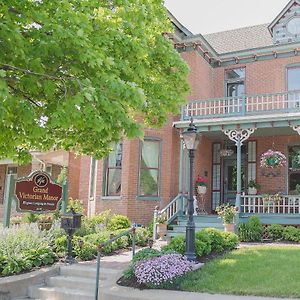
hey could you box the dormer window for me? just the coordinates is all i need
[287,17,300,35]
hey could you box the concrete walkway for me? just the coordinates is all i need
[92,242,300,300]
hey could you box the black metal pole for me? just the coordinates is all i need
[65,229,76,264]
[185,149,196,261]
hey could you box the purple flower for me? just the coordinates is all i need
[134,253,193,286]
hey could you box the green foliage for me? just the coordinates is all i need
[221,231,239,250]
[238,216,263,242]
[67,199,84,214]
[22,246,55,267]
[283,226,300,242]
[0,0,189,163]
[135,227,151,247]
[22,212,39,223]
[54,235,67,258]
[73,236,97,261]
[201,228,226,253]
[195,231,212,256]
[215,204,237,224]
[132,248,161,264]
[57,167,68,184]
[267,224,284,241]
[107,215,131,231]
[162,228,238,258]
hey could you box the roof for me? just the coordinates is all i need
[203,24,273,54]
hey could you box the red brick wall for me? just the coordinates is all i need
[0,165,6,203]
[68,153,81,200]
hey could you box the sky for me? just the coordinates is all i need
[164,0,290,35]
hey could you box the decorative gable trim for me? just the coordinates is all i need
[268,0,300,35]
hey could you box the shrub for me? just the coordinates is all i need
[202,228,226,253]
[107,215,131,231]
[238,216,263,242]
[22,212,38,223]
[73,236,97,261]
[283,226,300,242]
[135,227,151,247]
[162,235,185,255]
[22,246,55,267]
[54,235,67,257]
[267,224,284,240]
[221,231,239,250]
[134,253,193,287]
[195,230,212,256]
[67,198,84,214]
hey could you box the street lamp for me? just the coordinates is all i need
[181,118,200,261]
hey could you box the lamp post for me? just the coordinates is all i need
[181,118,199,261]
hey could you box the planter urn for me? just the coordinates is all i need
[197,185,207,195]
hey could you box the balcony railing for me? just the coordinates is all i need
[241,195,300,214]
[182,90,300,120]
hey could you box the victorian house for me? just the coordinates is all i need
[1,1,300,233]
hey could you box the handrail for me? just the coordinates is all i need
[153,194,186,240]
[94,226,136,300]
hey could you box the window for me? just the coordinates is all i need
[287,17,300,35]
[288,145,300,193]
[288,67,300,91]
[225,68,245,97]
[139,139,160,197]
[105,143,122,196]
[7,166,17,175]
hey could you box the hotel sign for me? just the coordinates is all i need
[15,171,63,212]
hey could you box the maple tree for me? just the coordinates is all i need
[0,0,189,162]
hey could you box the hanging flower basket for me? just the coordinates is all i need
[260,149,287,169]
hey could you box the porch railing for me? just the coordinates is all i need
[182,90,300,120]
[241,195,300,214]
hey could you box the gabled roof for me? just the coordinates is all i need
[268,0,300,34]
[203,24,273,54]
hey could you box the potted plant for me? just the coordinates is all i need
[248,179,261,195]
[195,176,208,195]
[156,213,167,240]
[260,149,287,169]
[216,204,237,232]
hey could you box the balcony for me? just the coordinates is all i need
[182,90,300,120]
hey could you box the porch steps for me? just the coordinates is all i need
[15,264,120,300]
[167,215,224,238]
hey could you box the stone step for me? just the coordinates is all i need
[28,285,94,300]
[46,275,107,291]
[59,264,119,279]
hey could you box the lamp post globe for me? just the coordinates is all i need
[181,118,199,261]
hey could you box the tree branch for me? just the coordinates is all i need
[7,83,41,107]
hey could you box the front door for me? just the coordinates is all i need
[223,157,245,205]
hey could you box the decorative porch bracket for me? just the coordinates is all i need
[290,125,300,135]
[222,128,256,221]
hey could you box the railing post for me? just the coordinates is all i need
[241,96,246,115]
[132,224,136,259]
[94,248,101,300]
[153,206,158,240]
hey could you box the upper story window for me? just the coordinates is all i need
[139,139,161,197]
[105,143,122,196]
[225,68,245,97]
[287,67,300,91]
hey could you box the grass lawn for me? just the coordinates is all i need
[179,246,300,298]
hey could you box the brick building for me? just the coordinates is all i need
[1,0,300,227]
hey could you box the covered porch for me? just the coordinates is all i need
[170,90,300,226]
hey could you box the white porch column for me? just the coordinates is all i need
[223,128,256,214]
